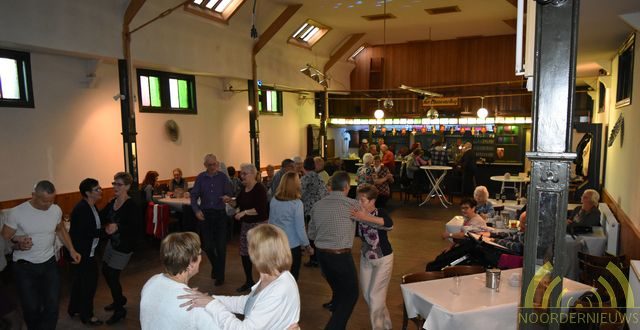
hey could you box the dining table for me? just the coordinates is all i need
[401,267,594,329]
[489,199,580,219]
[154,196,197,232]
[490,175,530,198]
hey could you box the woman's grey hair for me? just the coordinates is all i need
[583,189,600,206]
[203,153,217,163]
[362,153,374,165]
[473,186,489,200]
[240,163,258,176]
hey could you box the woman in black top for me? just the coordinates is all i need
[101,172,138,325]
[458,142,477,197]
[226,163,269,293]
[68,178,108,325]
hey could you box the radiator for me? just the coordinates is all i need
[600,203,620,255]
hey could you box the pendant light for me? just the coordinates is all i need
[374,99,385,119]
[477,96,488,119]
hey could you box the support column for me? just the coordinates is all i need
[518,0,580,329]
[117,59,140,191]
[248,80,260,169]
[319,90,329,158]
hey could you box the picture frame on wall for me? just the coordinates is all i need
[615,33,635,108]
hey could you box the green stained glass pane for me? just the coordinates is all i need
[270,91,278,112]
[178,80,189,108]
[149,76,161,107]
[258,90,263,111]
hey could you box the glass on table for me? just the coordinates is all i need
[449,276,462,295]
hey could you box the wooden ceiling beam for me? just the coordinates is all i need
[124,0,147,27]
[324,33,365,73]
[253,4,303,55]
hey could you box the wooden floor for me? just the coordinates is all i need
[3,196,459,329]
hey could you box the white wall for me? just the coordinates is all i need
[593,29,640,228]
[0,1,353,200]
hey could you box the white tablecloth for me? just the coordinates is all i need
[401,268,593,329]
[155,197,191,212]
[564,227,607,280]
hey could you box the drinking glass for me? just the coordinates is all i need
[450,276,462,295]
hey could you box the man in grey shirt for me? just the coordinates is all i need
[307,171,360,329]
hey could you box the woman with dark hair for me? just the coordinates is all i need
[140,170,159,203]
[68,178,112,325]
[101,172,139,324]
[269,172,311,280]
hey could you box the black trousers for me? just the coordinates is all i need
[200,209,228,281]
[102,263,125,312]
[317,251,358,330]
[290,246,302,280]
[68,256,98,320]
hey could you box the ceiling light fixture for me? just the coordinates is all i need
[374,99,385,119]
[426,106,439,119]
[477,97,488,119]
[300,64,329,88]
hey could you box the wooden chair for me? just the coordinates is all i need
[401,271,444,330]
[442,265,485,278]
[580,262,629,309]
[563,294,625,330]
[577,251,627,269]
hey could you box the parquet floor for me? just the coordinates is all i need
[2,196,459,329]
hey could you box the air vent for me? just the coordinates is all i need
[425,6,461,15]
[361,13,396,21]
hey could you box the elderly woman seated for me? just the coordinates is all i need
[439,199,487,255]
[567,189,601,228]
[473,186,495,220]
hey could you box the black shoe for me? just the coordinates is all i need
[104,297,127,311]
[322,301,335,312]
[214,279,224,286]
[81,317,104,326]
[68,310,79,318]
[304,260,319,267]
[236,283,253,293]
[106,310,126,325]
[210,269,216,279]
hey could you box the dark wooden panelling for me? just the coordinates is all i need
[351,35,518,90]
[603,189,640,260]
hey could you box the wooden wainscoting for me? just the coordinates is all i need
[603,189,640,260]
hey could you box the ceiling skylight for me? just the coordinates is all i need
[289,19,331,49]
[185,0,245,24]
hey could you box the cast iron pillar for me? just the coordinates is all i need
[117,59,139,192]
[319,90,329,158]
[518,0,579,329]
[248,80,261,169]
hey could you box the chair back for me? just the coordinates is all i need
[581,262,629,308]
[443,265,485,277]
[402,271,444,284]
[577,251,627,269]
[493,205,505,215]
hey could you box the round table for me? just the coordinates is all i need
[490,175,530,198]
[419,165,453,207]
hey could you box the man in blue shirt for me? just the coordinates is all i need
[190,154,233,286]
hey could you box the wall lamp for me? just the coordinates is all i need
[300,64,329,88]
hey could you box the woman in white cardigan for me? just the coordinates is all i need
[179,224,300,330]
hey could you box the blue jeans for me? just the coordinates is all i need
[13,256,60,330]
[200,209,228,281]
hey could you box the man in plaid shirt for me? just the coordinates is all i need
[429,140,449,166]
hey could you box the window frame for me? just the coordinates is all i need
[136,68,197,115]
[0,49,35,108]
[258,87,283,115]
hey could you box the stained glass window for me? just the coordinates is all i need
[137,69,196,114]
[0,49,34,108]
